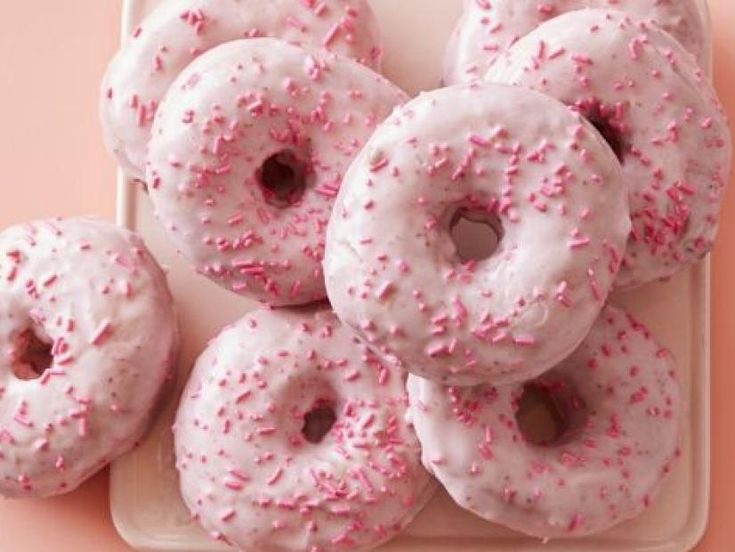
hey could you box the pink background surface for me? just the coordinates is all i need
[0,1,733,550]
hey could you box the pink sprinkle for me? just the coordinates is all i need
[344,370,361,382]
[224,480,243,491]
[514,335,536,346]
[588,269,603,301]
[469,134,490,147]
[568,513,583,532]
[235,390,252,403]
[360,413,375,429]
[568,237,591,249]
[378,367,389,386]
[322,22,341,47]
[228,468,250,482]
[628,38,643,60]
[13,415,32,428]
[78,418,88,437]
[0,430,16,444]
[549,46,566,59]
[369,157,389,172]
[136,104,147,127]
[376,281,394,301]
[267,467,283,486]
[90,320,112,346]
[285,15,306,31]
[56,353,75,365]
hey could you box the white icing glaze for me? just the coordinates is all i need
[147,38,407,306]
[173,307,435,551]
[101,0,382,181]
[324,82,630,386]
[407,304,681,538]
[486,9,732,287]
[0,218,178,498]
[445,0,710,84]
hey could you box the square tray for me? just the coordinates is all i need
[110,1,712,550]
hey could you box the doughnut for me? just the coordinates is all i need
[444,0,711,84]
[146,38,407,306]
[0,218,178,498]
[101,0,382,181]
[407,305,681,538]
[486,9,731,287]
[324,82,630,386]
[173,307,435,551]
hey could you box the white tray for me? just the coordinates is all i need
[110,1,712,550]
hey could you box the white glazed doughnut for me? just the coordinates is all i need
[173,307,435,551]
[101,0,382,181]
[445,0,711,84]
[324,82,629,386]
[486,9,732,287]
[407,305,681,538]
[147,38,407,306]
[0,218,178,498]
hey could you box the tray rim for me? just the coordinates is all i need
[109,0,712,550]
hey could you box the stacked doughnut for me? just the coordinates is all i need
[101,1,435,551]
[326,3,727,540]
[94,0,731,550]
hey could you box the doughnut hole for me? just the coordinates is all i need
[10,328,53,381]
[515,382,586,447]
[302,400,337,444]
[256,150,308,207]
[449,208,504,264]
[576,98,627,163]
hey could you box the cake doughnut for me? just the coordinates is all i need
[486,9,731,287]
[407,305,681,538]
[324,82,629,386]
[147,38,407,306]
[0,218,178,498]
[173,307,435,551]
[444,0,711,84]
[101,0,382,181]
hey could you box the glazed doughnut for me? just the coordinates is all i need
[173,307,435,551]
[407,305,681,538]
[101,0,382,181]
[0,218,178,498]
[324,82,629,386]
[444,0,711,84]
[486,9,731,287]
[147,38,407,306]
